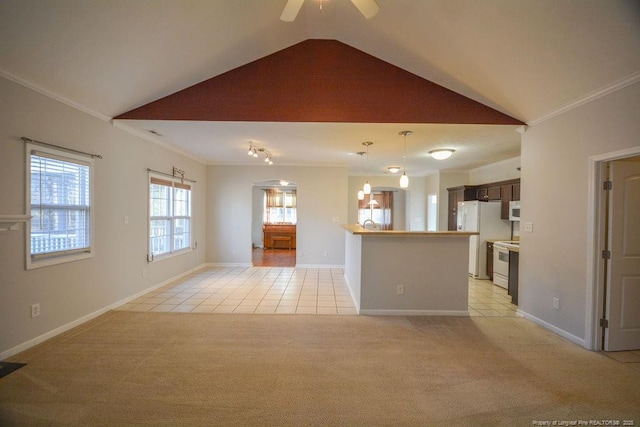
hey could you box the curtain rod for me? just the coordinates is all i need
[22,137,102,159]
[147,168,197,183]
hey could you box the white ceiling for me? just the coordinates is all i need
[1,0,638,175]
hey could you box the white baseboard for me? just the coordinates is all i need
[207,262,253,268]
[0,263,208,361]
[516,309,586,348]
[294,264,345,269]
[359,309,469,316]
[343,274,361,313]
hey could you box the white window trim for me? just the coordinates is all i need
[147,173,194,263]
[25,143,95,270]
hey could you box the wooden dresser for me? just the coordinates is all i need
[263,224,297,249]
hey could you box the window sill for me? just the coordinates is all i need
[148,248,194,263]
[26,251,94,270]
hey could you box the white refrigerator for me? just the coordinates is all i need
[457,200,511,279]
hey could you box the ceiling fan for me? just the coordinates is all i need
[280,0,380,22]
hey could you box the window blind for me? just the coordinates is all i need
[30,150,91,259]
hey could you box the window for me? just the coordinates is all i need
[26,144,94,269]
[148,175,192,259]
[264,189,297,224]
[358,191,393,230]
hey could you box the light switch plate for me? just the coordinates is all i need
[525,222,533,232]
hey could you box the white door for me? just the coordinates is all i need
[605,159,640,351]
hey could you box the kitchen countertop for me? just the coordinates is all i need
[343,224,478,236]
[494,240,520,252]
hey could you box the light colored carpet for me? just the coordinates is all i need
[1,312,639,425]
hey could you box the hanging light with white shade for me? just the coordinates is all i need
[362,141,373,195]
[399,131,412,188]
[356,151,366,200]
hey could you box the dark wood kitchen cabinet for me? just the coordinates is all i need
[476,185,501,201]
[486,241,494,280]
[512,182,520,201]
[447,186,477,230]
[448,178,520,228]
[500,184,513,219]
[500,179,521,219]
[508,250,519,305]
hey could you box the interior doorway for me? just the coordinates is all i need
[589,149,640,351]
[251,179,297,267]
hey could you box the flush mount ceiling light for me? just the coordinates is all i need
[387,166,401,174]
[399,131,412,188]
[280,0,380,22]
[429,149,455,160]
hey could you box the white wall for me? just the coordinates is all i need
[207,165,348,266]
[0,77,207,358]
[423,173,439,231]
[519,81,640,344]
[251,186,264,248]
[469,156,521,184]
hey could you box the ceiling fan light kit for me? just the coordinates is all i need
[280,0,379,22]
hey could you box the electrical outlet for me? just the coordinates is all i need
[553,297,560,310]
[31,303,40,318]
[525,222,533,233]
[397,285,404,295]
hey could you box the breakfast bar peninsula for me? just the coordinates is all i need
[343,225,479,316]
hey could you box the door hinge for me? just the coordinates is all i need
[603,180,612,190]
[600,318,609,328]
[602,250,611,260]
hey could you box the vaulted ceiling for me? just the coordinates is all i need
[1,0,638,175]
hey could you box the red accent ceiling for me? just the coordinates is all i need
[115,39,523,125]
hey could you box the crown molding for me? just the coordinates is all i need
[110,120,204,164]
[0,68,205,164]
[528,71,640,126]
[0,68,112,122]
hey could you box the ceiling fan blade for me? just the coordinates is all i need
[351,0,379,19]
[280,0,305,22]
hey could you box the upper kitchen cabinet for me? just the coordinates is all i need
[512,182,520,201]
[448,179,521,228]
[476,185,502,201]
[500,179,521,219]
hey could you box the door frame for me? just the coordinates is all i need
[586,146,640,350]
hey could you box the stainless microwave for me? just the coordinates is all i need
[509,201,521,221]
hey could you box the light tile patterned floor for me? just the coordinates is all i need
[117,267,357,315]
[468,277,519,317]
[116,267,518,317]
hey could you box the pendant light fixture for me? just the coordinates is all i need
[356,151,366,200]
[362,141,373,195]
[399,131,412,188]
